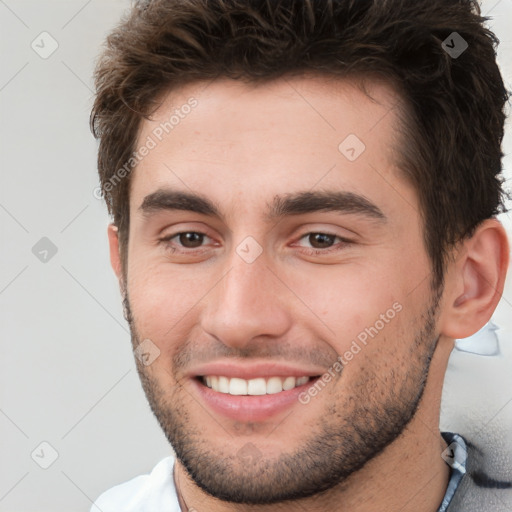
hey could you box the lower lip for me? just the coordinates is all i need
[191,377,320,422]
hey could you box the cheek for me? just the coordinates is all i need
[126,257,206,345]
[328,305,420,396]
[287,263,404,345]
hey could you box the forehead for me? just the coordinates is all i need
[130,76,413,222]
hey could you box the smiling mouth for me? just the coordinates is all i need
[198,375,321,395]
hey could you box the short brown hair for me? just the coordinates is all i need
[91,0,509,287]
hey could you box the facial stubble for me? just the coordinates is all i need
[122,288,441,505]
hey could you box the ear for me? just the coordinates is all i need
[107,223,123,282]
[439,218,509,339]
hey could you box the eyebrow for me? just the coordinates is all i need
[139,189,386,223]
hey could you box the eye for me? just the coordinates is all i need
[302,233,337,249]
[295,232,352,254]
[160,231,213,251]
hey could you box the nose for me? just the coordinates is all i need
[200,252,292,350]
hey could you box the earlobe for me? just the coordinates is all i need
[440,219,509,340]
[107,223,123,281]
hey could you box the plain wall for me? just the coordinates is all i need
[0,1,511,510]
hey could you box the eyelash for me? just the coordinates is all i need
[296,232,352,255]
[158,231,352,255]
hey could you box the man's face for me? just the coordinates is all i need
[119,76,442,503]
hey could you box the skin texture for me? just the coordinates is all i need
[108,76,509,511]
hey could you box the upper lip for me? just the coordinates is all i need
[187,360,325,380]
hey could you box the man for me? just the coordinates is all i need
[89,0,511,510]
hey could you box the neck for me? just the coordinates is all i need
[174,338,454,512]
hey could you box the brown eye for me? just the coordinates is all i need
[308,233,336,249]
[177,232,205,248]
[294,231,353,255]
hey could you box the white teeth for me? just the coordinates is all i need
[218,376,229,393]
[266,377,283,394]
[247,378,267,395]
[229,377,248,395]
[203,375,312,395]
[283,376,296,390]
[296,376,309,386]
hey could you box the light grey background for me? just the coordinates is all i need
[0,1,511,510]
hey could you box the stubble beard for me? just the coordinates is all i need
[122,286,442,505]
